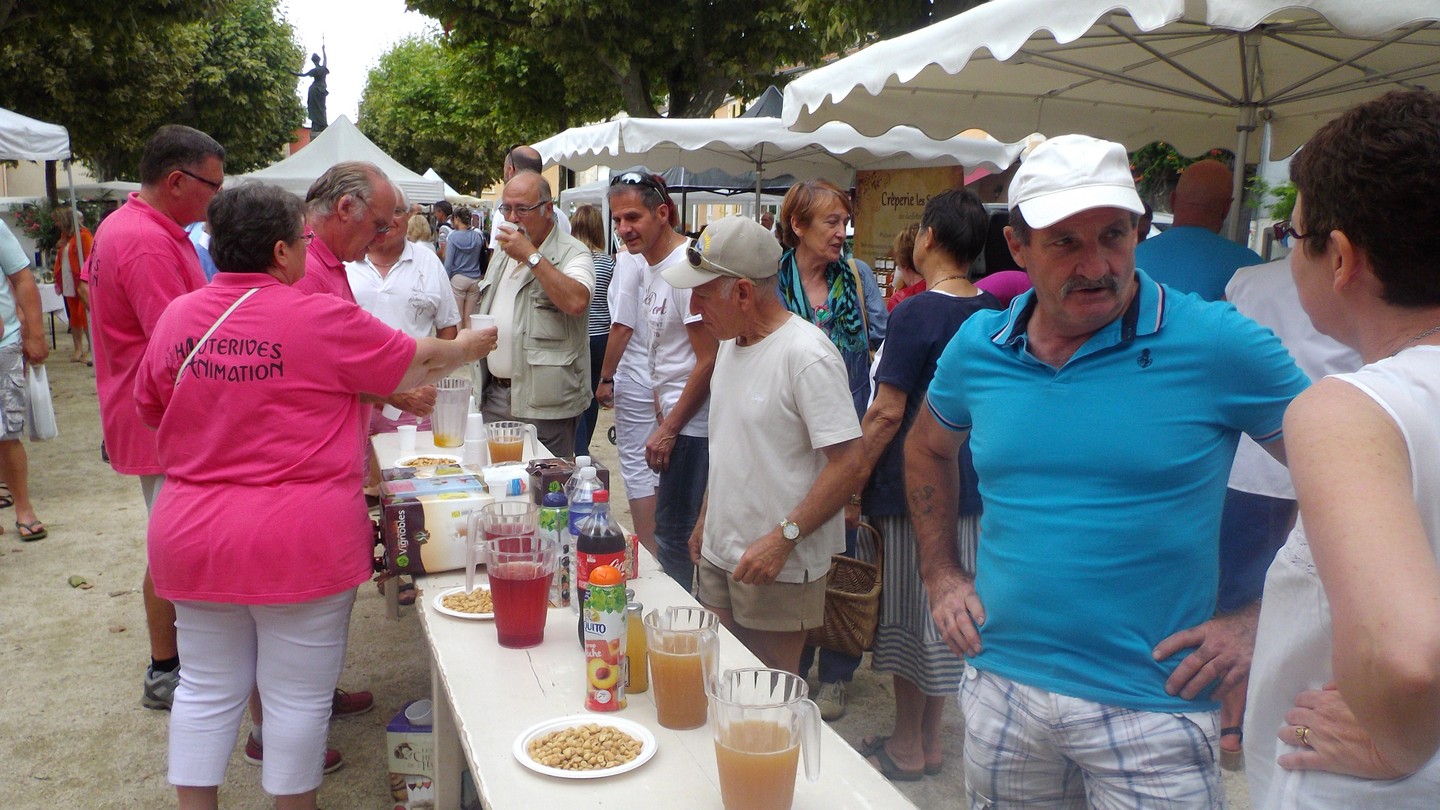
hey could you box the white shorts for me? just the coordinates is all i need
[612,371,658,500]
[959,667,1222,809]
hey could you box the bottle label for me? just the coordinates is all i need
[583,582,627,711]
[576,550,625,615]
[539,506,570,607]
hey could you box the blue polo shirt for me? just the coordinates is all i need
[927,270,1308,712]
[1135,225,1264,302]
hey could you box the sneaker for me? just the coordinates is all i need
[243,734,344,775]
[332,688,374,717]
[815,680,847,722]
[142,665,180,711]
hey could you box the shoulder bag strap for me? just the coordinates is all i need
[174,287,260,386]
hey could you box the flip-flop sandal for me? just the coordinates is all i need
[397,580,417,607]
[861,735,943,776]
[1219,726,1244,772]
[859,736,924,782]
[16,520,47,542]
[0,483,12,509]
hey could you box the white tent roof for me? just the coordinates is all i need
[239,116,443,203]
[0,107,70,162]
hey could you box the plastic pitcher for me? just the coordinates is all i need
[464,501,538,594]
[474,532,557,649]
[706,668,821,810]
[432,377,473,448]
[642,606,719,729]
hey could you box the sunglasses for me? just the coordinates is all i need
[1271,221,1310,242]
[610,171,667,197]
[686,240,745,279]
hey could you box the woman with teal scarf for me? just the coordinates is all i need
[777,178,887,720]
[776,179,886,416]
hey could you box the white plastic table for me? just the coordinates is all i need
[372,431,918,809]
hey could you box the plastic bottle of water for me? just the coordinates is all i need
[564,464,601,616]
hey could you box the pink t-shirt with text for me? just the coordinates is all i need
[85,193,207,474]
[135,274,415,603]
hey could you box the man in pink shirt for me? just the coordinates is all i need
[83,124,225,711]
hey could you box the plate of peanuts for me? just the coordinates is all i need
[514,715,657,779]
[431,586,495,621]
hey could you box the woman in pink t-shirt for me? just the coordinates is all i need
[135,184,495,810]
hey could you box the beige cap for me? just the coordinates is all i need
[661,216,783,289]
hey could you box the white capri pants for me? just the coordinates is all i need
[168,589,355,796]
[612,370,658,500]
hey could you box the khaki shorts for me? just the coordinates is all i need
[696,557,827,632]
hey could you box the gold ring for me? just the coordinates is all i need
[1295,725,1311,746]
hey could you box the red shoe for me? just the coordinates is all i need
[243,733,344,775]
[332,688,374,717]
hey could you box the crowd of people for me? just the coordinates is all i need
[18,86,1435,808]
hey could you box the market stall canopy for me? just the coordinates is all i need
[534,116,1024,193]
[560,178,784,208]
[782,0,1440,161]
[238,116,443,203]
[0,107,70,161]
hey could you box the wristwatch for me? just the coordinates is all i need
[526,251,544,269]
[779,519,801,543]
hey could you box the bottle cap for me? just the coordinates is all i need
[574,455,592,468]
[593,489,609,503]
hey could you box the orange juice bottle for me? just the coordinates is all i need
[583,565,627,712]
[625,599,648,693]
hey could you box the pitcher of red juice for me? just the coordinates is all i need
[706,668,821,810]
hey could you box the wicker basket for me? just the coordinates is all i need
[804,522,883,658]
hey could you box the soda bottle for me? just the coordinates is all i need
[575,489,627,645]
[583,564,627,712]
[538,486,569,608]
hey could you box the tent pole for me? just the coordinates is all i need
[65,161,84,269]
[1228,32,1261,243]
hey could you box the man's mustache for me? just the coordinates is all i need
[1061,275,1119,296]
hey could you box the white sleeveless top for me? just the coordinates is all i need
[1246,346,1440,808]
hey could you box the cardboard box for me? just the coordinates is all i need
[380,473,486,499]
[526,457,611,504]
[387,701,434,810]
[382,490,493,575]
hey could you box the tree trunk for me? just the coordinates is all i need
[44,160,58,204]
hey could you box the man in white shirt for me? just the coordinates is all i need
[608,170,717,589]
[475,171,594,455]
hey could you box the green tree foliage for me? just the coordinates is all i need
[0,0,301,180]
[405,0,952,120]
[360,35,613,192]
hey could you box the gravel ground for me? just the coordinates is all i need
[0,357,1250,809]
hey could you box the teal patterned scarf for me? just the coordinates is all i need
[777,248,867,354]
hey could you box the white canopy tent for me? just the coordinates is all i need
[0,107,85,267]
[423,168,483,206]
[239,116,444,203]
[535,116,1025,210]
[781,0,1440,237]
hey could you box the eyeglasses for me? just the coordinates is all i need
[686,240,746,279]
[179,168,223,192]
[497,199,551,217]
[1272,221,1310,242]
[300,233,314,244]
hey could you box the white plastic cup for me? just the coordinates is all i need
[463,438,485,466]
[397,425,417,455]
[404,698,433,727]
[471,314,496,330]
[466,412,485,440]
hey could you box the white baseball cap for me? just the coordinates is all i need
[1008,134,1144,229]
[661,215,783,289]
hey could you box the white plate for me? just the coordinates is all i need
[514,715,657,779]
[431,585,494,621]
[394,453,463,468]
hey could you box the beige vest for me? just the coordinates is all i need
[476,225,592,419]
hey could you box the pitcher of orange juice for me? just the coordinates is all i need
[642,606,718,729]
[706,668,820,810]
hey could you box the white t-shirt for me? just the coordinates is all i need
[1246,347,1440,807]
[702,314,862,583]
[608,251,653,388]
[486,248,594,380]
[1224,260,1362,497]
[346,241,460,339]
[644,242,708,437]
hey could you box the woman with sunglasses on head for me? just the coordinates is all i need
[443,205,485,329]
[776,178,888,720]
[134,183,495,810]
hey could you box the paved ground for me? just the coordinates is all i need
[0,358,1251,808]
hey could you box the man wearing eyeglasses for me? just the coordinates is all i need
[487,145,569,252]
[475,170,594,455]
[605,170,718,590]
[83,124,226,712]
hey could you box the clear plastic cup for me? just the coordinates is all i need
[432,377,472,448]
[487,420,527,463]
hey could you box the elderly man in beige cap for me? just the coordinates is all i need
[663,216,864,676]
[905,135,1308,806]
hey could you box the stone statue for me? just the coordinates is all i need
[293,45,330,133]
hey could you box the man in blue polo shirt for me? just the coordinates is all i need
[905,134,1308,806]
